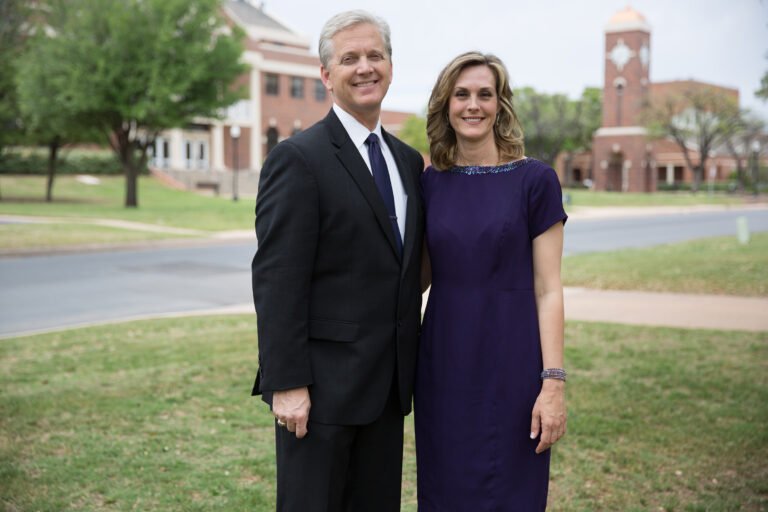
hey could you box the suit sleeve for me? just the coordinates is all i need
[252,141,318,393]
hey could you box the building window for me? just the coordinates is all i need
[152,138,170,168]
[265,73,279,95]
[266,127,279,154]
[314,79,326,101]
[291,77,304,98]
[198,141,209,170]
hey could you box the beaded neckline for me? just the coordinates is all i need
[448,157,531,175]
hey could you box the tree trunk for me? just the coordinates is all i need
[45,137,60,202]
[692,165,703,193]
[124,162,138,208]
[111,127,140,208]
[735,160,745,192]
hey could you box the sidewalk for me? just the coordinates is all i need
[563,287,768,332]
[4,287,765,340]
[187,288,768,333]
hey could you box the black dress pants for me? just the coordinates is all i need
[274,383,404,512]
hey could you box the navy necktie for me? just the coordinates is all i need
[365,133,403,255]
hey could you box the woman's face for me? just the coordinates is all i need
[448,65,498,145]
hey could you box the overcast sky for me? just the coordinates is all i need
[261,0,768,119]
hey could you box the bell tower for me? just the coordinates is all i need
[592,6,656,192]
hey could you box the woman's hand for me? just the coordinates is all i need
[530,379,566,454]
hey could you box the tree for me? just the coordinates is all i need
[560,87,602,185]
[15,1,99,202]
[513,87,602,176]
[645,86,740,192]
[398,115,428,155]
[722,111,764,191]
[37,0,247,207]
[758,70,768,102]
[757,54,768,102]
[0,0,28,157]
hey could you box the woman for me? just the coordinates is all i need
[415,52,567,510]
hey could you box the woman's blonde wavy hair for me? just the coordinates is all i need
[427,52,525,171]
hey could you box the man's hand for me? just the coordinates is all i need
[273,386,311,439]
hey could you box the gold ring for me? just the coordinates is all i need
[276,419,286,427]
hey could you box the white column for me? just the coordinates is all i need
[211,122,225,171]
[666,163,674,185]
[169,128,185,170]
[622,160,631,192]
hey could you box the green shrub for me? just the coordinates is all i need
[0,148,130,175]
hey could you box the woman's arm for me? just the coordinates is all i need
[530,221,567,454]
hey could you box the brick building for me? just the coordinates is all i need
[151,0,412,193]
[562,6,757,192]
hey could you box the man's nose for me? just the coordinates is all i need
[356,57,374,74]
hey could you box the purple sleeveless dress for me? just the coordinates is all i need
[415,158,567,511]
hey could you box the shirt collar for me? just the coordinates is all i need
[333,103,383,149]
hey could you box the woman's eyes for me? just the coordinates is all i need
[454,90,494,98]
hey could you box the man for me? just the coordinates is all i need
[251,10,424,512]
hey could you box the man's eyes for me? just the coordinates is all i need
[340,53,384,65]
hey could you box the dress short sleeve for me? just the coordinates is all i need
[527,165,568,240]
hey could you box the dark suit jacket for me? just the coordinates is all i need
[251,109,424,425]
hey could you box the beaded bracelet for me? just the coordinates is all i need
[540,368,567,381]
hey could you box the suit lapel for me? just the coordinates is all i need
[382,128,420,273]
[325,110,402,261]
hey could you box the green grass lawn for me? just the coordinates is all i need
[1,316,765,511]
[564,188,745,208]
[0,175,254,232]
[563,233,768,296]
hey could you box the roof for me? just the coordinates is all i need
[606,5,651,33]
[223,0,310,48]
[224,0,291,32]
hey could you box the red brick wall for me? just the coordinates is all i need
[592,134,656,192]
[223,125,251,171]
[260,72,332,160]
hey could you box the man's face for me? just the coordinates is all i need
[321,23,393,127]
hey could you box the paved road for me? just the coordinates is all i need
[564,207,768,255]
[2,207,767,337]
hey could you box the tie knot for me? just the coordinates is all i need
[365,133,380,147]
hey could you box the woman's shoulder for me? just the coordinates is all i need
[519,157,553,173]
[519,158,559,184]
[421,164,440,179]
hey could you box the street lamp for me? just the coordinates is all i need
[751,139,761,197]
[231,125,241,202]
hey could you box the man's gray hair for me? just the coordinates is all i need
[318,10,392,69]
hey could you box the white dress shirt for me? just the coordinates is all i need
[333,103,407,241]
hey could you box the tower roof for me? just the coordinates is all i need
[606,6,651,33]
